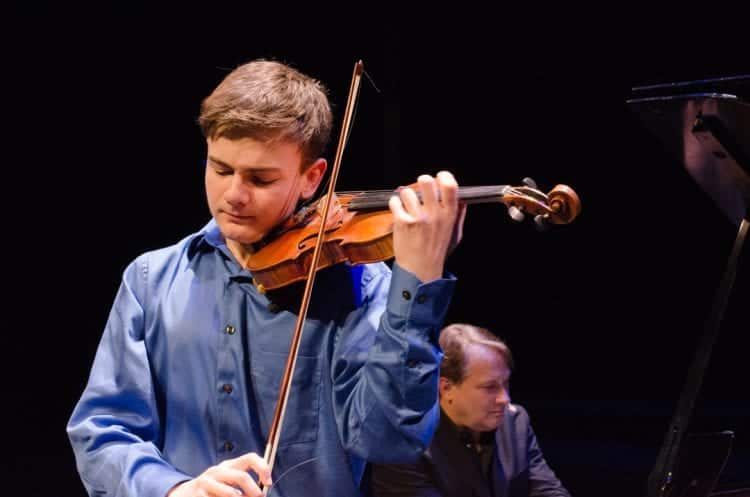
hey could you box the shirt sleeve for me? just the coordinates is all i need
[331,262,456,464]
[66,257,190,497]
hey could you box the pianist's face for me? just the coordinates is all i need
[440,344,511,432]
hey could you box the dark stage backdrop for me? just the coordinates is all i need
[5,10,748,497]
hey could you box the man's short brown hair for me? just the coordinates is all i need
[439,323,513,384]
[198,59,333,169]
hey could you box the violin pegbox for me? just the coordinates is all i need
[502,179,581,229]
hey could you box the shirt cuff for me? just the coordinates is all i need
[387,263,456,329]
[139,465,191,497]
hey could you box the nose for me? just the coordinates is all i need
[225,174,251,207]
[496,387,510,407]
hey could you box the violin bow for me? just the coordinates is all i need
[261,60,364,494]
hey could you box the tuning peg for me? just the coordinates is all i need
[522,177,538,189]
[534,214,550,232]
[508,205,525,222]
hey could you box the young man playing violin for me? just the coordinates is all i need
[68,59,466,497]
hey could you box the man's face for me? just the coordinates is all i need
[205,136,325,255]
[441,344,511,432]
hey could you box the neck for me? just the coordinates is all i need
[440,402,487,450]
[226,238,256,265]
[440,399,469,432]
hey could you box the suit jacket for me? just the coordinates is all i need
[370,404,571,497]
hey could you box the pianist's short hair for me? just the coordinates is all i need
[439,323,513,384]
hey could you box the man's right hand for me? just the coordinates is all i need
[167,452,272,497]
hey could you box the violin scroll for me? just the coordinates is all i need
[502,180,581,227]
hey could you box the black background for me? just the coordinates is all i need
[5,7,749,497]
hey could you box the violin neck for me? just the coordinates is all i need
[456,185,512,205]
[346,185,512,211]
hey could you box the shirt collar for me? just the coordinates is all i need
[187,219,249,277]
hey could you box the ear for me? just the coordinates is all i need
[300,158,327,200]
[438,376,453,398]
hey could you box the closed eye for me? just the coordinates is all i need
[252,176,277,186]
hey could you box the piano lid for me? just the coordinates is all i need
[627,75,750,226]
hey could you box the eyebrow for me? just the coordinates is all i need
[207,156,280,172]
[479,373,511,385]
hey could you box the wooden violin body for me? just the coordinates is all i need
[246,193,394,292]
[244,183,581,292]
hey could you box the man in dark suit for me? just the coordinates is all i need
[370,323,571,497]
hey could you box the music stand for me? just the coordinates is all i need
[668,431,735,497]
[627,75,750,497]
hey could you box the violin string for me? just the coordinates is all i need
[345,186,515,210]
[264,456,320,495]
[354,186,509,200]
[342,186,513,197]
[328,183,557,215]
[337,189,394,196]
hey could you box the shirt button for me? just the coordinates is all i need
[222,383,233,394]
[225,325,236,335]
[402,290,411,300]
[224,441,234,452]
[416,295,427,304]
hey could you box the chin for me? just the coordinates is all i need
[483,419,503,431]
[219,222,264,245]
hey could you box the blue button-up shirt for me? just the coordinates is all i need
[68,220,456,497]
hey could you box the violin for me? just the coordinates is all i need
[243,179,581,293]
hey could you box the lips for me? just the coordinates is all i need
[224,212,254,221]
